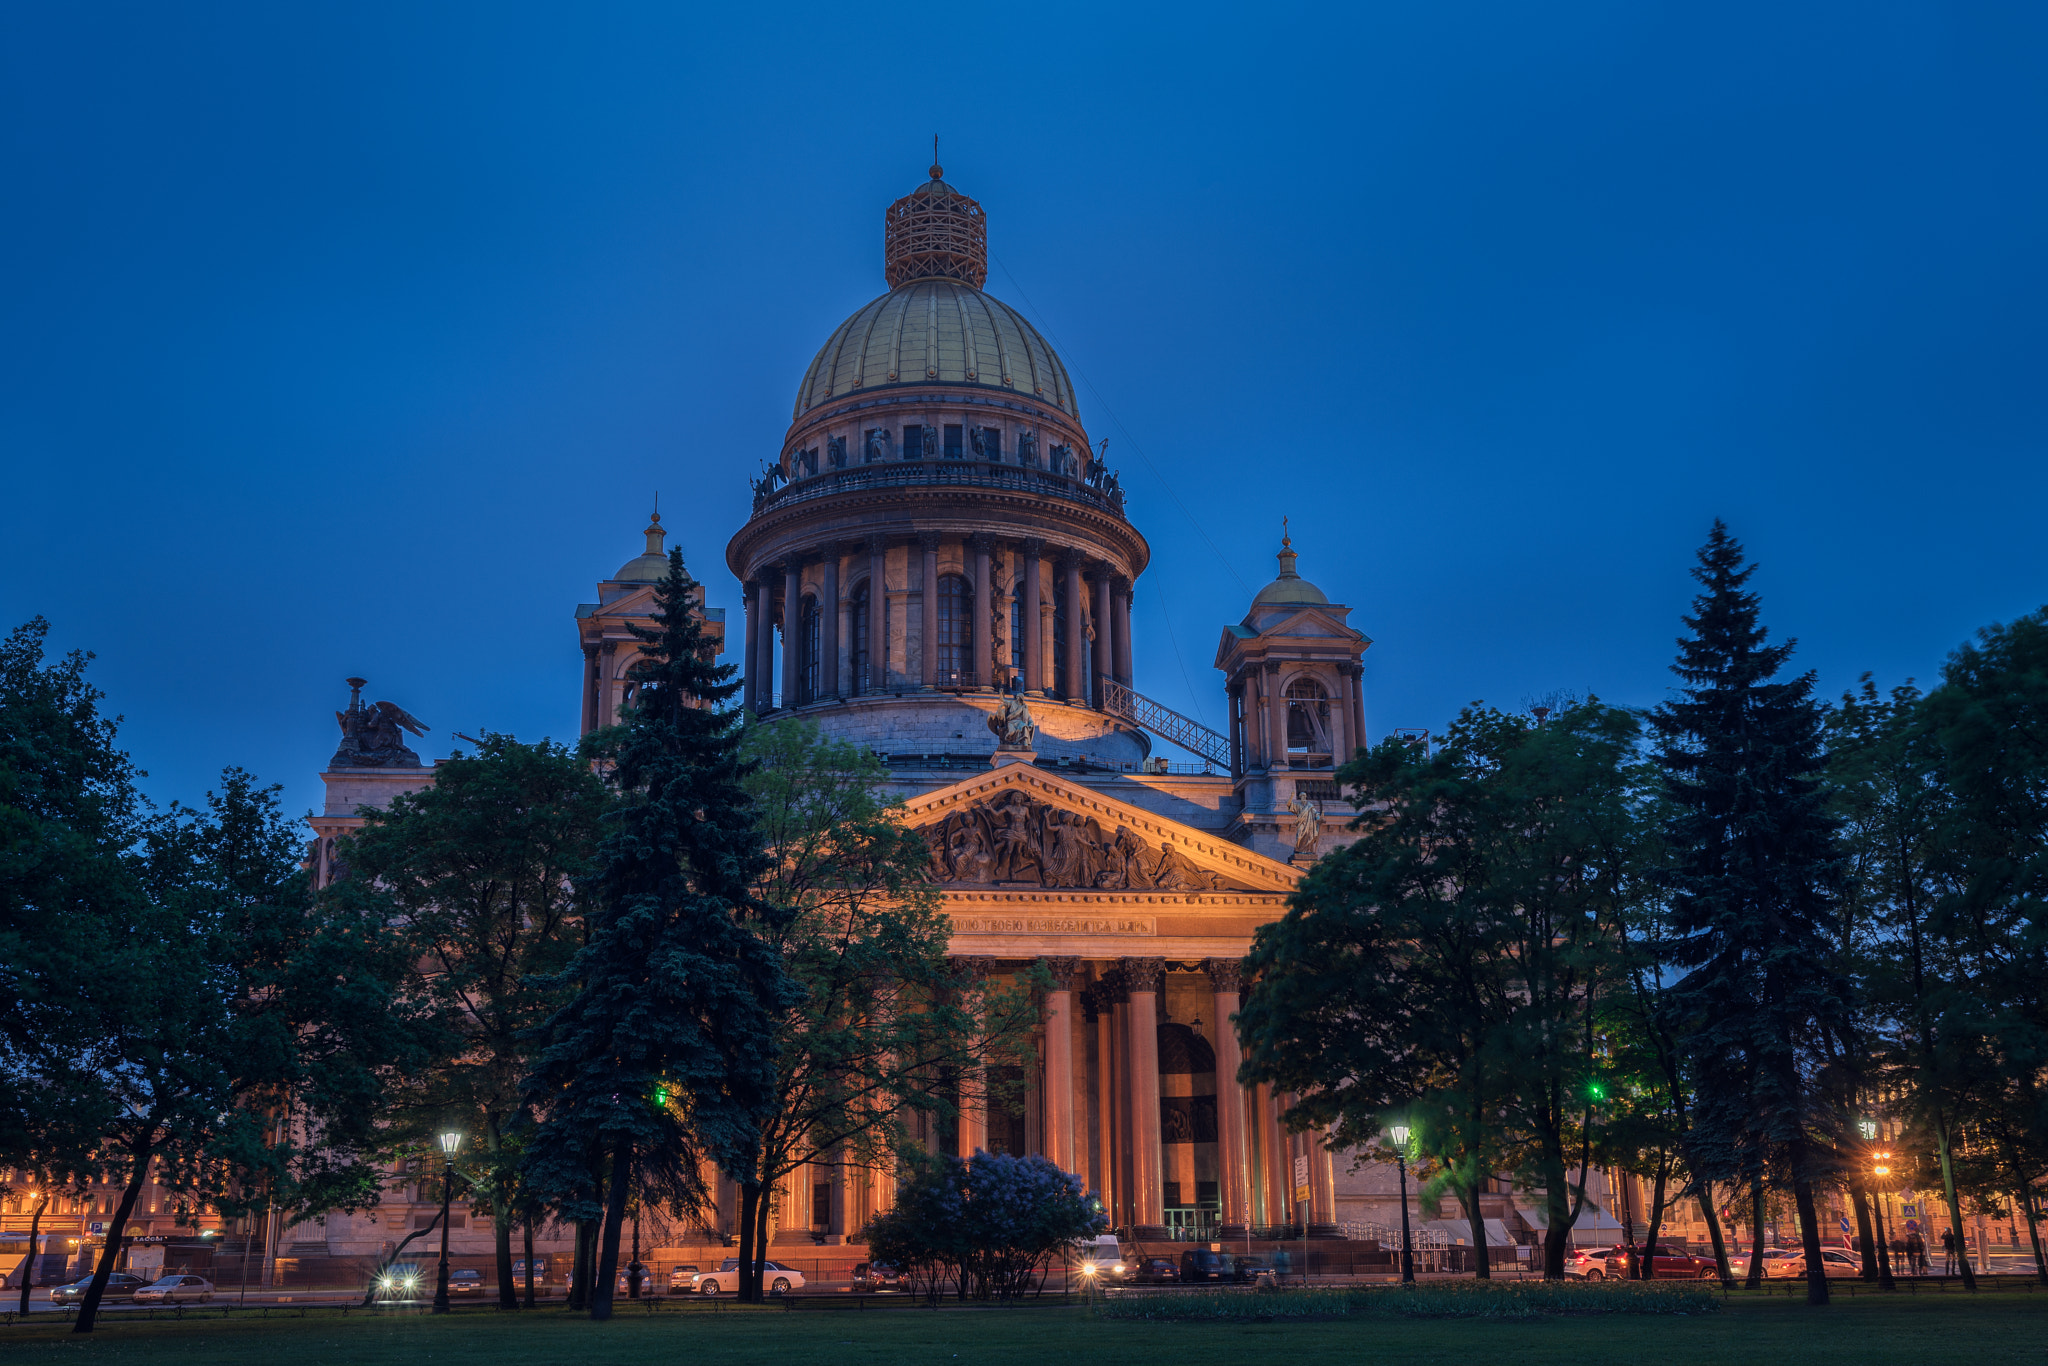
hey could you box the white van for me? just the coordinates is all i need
[1074,1235,1126,1283]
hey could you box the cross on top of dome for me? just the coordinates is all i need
[884,147,988,289]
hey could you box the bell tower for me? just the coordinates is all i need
[1214,529,1370,861]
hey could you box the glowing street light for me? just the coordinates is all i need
[1388,1123,1415,1285]
[1869,1147,1896,1290]
[432,1131,464,1314]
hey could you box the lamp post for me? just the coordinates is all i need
[1389,1124,1415,1285]
[432,1131,463,1314]
[1870,1150,1896,1291]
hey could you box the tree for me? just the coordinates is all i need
[1918,608,2048,1286]
[864,1149,1103,1301]
[726,717,1043,1301]
[1649,522,1849,1306]
[523,550,797,1321]
[340,733,609,1307]
[1238,701,1641,1279]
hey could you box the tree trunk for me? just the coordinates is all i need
[1933,1118,1977,1290]
[2019,1184,2047,1287]
[736,1181,762,1302]
[1698,1187,1732,1283]
[568,1217,594,1310]
[1745,1175,1767,1289]
[17,1195,48,1317]
[754,1183,776,1301]
[72,1134,154,1334]
[522,1214,537,1307]
[1639,1153,1671,1279]
[1850,1184,1878,1280]
[487,1116,516,1308]
[359,1209,443,1307]
[1791,1167,1829,1305]
[590,1141,631,1320]
[1462,1178,1490,1279]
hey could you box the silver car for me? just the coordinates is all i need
[132,1274,213,1303]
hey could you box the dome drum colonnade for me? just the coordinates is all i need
[725,166,1148,747]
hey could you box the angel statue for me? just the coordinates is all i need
[330,678,430,768]
[1286,794,1324,854]
[987,687,1036,750]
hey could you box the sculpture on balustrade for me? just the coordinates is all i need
[1049,443,1076,477]
[823,436,844,470]
[970,426,989,460]
[1016,428,1038,468]
[920,424,939,461]
[1287,794,1324,853]
[749,463,787,512]
[792,447,818,479]
[923,788,1231,890]
[988,690,1036,749]
[862,428,887,464]
[330,677,430,768]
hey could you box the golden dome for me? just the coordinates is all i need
[793,277,1079,419]
[613,512,671,582]
[1251,531,1330,607]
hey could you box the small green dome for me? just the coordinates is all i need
[1251,533,1329,607]
[614,514,670,582]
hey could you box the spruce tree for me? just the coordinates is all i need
[524,550,796,1320]
[1651,523,1848,1306]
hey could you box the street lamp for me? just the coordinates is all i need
[1870,1150,1896,1291]
[1389,1123,1415,1285]
[432,1131,463,1314]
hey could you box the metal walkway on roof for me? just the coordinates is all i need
[1098,676,1233,772]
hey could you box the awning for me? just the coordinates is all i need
[1420,1218,1517,1247]
[1520,1202,1624,1245]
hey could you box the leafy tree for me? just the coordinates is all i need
[340,733,609,1307]
[1238,701,1641,1280]
[524,550,796,1321]
[1649,522,1849,1306]
[864,1149,1102,1301]
[727,717,1042,1301]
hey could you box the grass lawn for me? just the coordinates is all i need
[5,1288,2045,1365]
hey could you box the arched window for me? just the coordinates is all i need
[936,574,971,685]
[1286,677,1332,760]
[1009,595,1023,683]
[850,581,871,692]
[1052,575,1069,699]
[799,596,821,704]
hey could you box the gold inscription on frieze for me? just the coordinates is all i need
[951,916,1157,936]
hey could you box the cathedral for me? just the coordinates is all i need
[296,163,1635,1280]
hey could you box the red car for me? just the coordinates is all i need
[1594,1244,1719,1280]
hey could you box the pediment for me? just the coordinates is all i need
[900,762,1300,895]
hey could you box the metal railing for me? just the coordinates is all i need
[1098,676,1234,771]
[756,460,1127,520]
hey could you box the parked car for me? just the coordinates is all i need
[1726,1248,1798,1279]
[685,1258,805,1296]
[1765,1248,1861,1279]
[511,1258,550,1285]
[850,1261,908,1292]
[1177,1250,1233,1284]
[1598,1244,1719,1280]
[616,1263,655,1296]
[131,1275,214,1304]
[447,1268,485,1296]
[1232,1256,1276,1286]
[667,1264,701,1291]
[1131,1256,1181,1285]
[50,1273,147,1303]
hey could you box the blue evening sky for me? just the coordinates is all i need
[3,3,2044,820]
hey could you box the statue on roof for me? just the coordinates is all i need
[331,678,430,768]
[988,687,1036,750]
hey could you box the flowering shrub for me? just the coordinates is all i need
[864,1149,1104,1300]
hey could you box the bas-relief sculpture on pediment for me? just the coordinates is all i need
[925,788,1242,891]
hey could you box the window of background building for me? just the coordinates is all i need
[943,424,964,458]
[902,426,924,459]
[1009,595,1023,683]
[974,426,1001,460]
[936,574,970,682]
[850,582,870,689]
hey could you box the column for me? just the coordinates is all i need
[581,646,598,736]
[956,958,988,1157]
[1206,959,1250,1230]
[1093,986,1117,1221]
[781,558,802,707]
[1266,662,1288,770]
[1258,1083,1289,1226]
[1043,958,1078,1173]
[826,1151,847,1244]
[866,535,888,691]
[821,547,840,699]
[753,578,776,711]
[1325,668,1347,767]
[741,585,759,713]
[1309,1127,1336,1226]
[1124,957,1164,1232]
[1061,551,1085,702]
[1021,538,1044,695]
[597,642,618,728]
[1112,577,1133,686]
[1347,662,1367,756]
[1228,684,1244,782]
[919,532,940,688]
[971,534,993,690]
[1092,568,1113,708]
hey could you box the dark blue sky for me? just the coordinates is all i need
[4,3,2044,821]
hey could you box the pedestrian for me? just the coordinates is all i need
[1940,1227,1957,1275]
